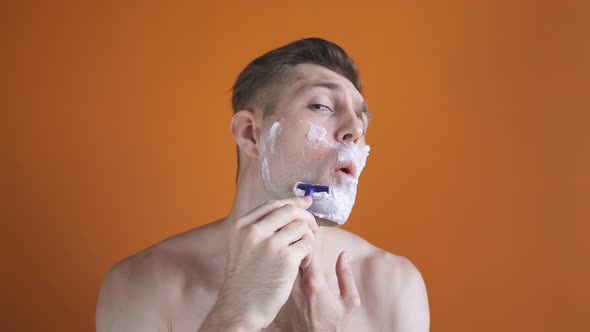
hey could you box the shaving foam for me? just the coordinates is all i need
[307,122,330,146]
[300,124,371,225]
[306,180,358,225]
[268,121,281,154]
[261,120,370,225]
[260,121,282,192]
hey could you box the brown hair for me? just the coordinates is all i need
[231,37,362,117]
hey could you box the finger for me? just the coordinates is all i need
[300,255,327,295]
[299,252,312,269]
[289,233,314,267]
[236,196,312,227]
[303,251,322,279]
[273,219,315,247]
[301,253,327,291]
[259,201,317,234]
[336,251,361,305]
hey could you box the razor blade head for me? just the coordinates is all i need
[295,182,331,197]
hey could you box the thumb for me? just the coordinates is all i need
[336,251,361,305]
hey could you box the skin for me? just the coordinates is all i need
[96,64,430,331]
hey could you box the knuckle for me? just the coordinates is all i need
[282,203,297,214]
[265,199,281,209]
[234,216,248,228]
[288,253,300,265]
[298,245,311,258]
[284,250,299,265]
[306,226,315,238]
[304,213,318,229]
[293,219,306,232]
[244,223,262,239]
[301,238,313,252]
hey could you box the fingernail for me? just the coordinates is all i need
[343,251,349,264]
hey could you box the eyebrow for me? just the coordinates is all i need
[302,81,371,121]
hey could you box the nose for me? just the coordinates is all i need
[335,110,365,144]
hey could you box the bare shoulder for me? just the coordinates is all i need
[331,228,430,331]
[327,228,425,288]
[96,247,189,331]
[363,247,425,296]
[96,221,225,331]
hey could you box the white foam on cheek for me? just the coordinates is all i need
[268,121,281,154]
[307,122,332,146]
[260,121,282,192]
[261,157,271,187]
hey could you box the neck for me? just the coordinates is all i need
[226,161,269,224]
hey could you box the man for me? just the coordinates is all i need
[96,38,430,331]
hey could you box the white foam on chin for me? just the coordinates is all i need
[302,122,370,225]
[306,180,359,225]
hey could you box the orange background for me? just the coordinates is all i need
[3,1,589,331]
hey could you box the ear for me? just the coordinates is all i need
[230,110,261,159]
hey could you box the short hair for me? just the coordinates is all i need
[231,37,362,117]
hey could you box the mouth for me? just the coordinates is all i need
[334,160,357,179]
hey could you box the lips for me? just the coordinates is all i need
[335,160,357,179]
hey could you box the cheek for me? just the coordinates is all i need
[277,128,333,163]
[273,137,314,167]
[268,132,333,181]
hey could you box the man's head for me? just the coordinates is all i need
[230,38,370,226]
[232,37,362,118]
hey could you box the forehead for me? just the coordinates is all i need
[284,64,365,104]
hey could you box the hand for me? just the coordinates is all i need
[288,251,362,332]
[201,197,318,331]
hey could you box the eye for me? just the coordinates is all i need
[309,104,333,113]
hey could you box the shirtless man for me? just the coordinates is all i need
[96,38,430,331]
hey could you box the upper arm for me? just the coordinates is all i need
[389,257,430,332]
[96,258,170,332]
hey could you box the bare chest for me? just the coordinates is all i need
[169,284,378,332]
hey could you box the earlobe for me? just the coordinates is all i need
[230,110,260,159]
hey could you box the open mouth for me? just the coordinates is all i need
[335,161,357,178]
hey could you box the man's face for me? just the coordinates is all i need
[258,64,370,226]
